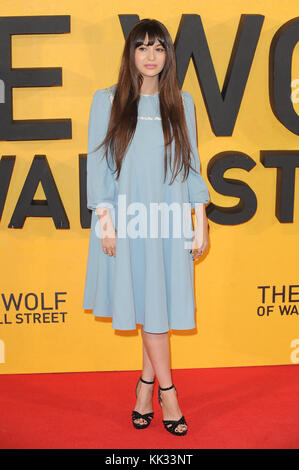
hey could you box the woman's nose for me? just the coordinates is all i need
[147,48,155,60]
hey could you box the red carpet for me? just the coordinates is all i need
[0,365,298,449]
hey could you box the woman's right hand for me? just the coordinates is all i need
[101,227,117,257]
[96,207,117,257]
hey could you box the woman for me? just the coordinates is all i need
[83,18,210,436]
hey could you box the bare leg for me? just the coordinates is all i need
[132,330,156,426]
[140,327,187,433]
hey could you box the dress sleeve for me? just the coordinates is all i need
[183,91,210,209]
[86,89,117,211]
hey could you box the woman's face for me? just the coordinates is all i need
[134,33,166,78]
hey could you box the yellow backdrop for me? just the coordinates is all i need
[1,0,299,374]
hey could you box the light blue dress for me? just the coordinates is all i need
[82,84,210,333]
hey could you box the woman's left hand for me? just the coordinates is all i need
[191,204,210,260]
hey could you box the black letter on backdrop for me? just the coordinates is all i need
[0,156,16,219]
[206,152,257,225]
[260,151,299,223]
[269,18,299,135]
[79,154,90,228]
[0,16,71,141]
[119,14,140,37]
[174,14,264,135]
[8,155,69,228]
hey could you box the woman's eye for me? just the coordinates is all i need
[138,47,165,52]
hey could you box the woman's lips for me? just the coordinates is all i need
[145,64,157,69]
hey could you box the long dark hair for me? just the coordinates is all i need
[95,18,196,185]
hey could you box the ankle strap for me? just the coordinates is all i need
[159,383,174,391]
[140,376,155,384]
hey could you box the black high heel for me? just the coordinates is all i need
[131,376,155,429]
[158,384,188,436]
